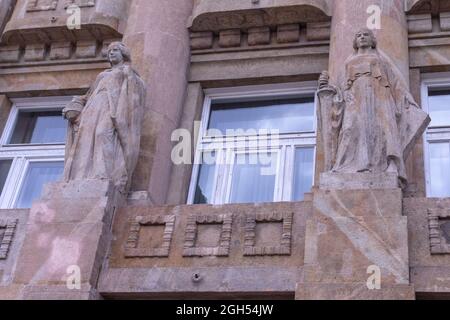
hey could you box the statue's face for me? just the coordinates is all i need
[108,46,124,65]
[355,30,372,49]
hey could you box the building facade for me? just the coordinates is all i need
[0,0,449,299]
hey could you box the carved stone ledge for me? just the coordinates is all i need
[2,0,126,45]
[189,0,332,32]
[190,23,330,52]
[0,219,18,260]
[407,14,433,34]
[244,212,293,257]
[406,0,450,14]
[428,209,450,255]
[183,213,233,257]
[124,215,176,258]
[0,38,119,66]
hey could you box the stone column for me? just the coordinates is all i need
[0,0,15,35]
[329,0,409,86]
[122,0,194,205]
[298,1,417,300]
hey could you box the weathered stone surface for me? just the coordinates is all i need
[296,283,415,300]
[303,189,409,286]
[407,14,433,34]
[190,32,213,50]
[12,180,122,300]
[247,27,271,46]
[100,201,312,296]
[218,29,241,48]
[319,172,400,190]
[277,24,300,43]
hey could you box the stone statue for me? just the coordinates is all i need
[317,28,430,185]
[63,42,146,193]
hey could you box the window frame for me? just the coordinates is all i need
[187,82,318,205]
[421,73,450,198]
[0,97,70,209]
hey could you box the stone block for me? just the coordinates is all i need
[49,42,72,60]
[296,283,415,300]
[218,29,241,48]
[407,14,433,34]
[306,22,331,41]
[319,172,400,190]
[0,45,21,63]
[277,24,300,43]
[190,31,214,50]
[23,44,46,61]
[440,12,450,31]
[303,188,410,286]
[247,27,270,46]
[75,41,97,59]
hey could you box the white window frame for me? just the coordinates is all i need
[421,73,450,198]
[0,96,70,208]
[187,82,318,205]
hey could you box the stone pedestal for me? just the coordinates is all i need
[297,174,415,300]
[13,180,123,300]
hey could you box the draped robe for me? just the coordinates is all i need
[318,51,430,184]
[63,64,145,192]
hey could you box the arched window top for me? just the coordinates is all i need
[189,0,332,32]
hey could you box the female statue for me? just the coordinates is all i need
[63,42,145,193]
[318,29,429,184]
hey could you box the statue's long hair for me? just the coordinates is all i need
[107,42,132,63]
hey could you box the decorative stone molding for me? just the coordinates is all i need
[244,212,293,256]
[27,0,59,12]
[190,22,330,51]
[183,214,233,257]
[189,0,332,32]
[2,0,126,45]
[0,219,18,260]
[0,38,120,65]
[407,14,433,34]
[428,209,450,255]
[125,215,176,258]
[64,0,95,8]
[406,0,450,14]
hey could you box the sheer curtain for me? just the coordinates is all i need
[293,148,314,201]
[429,142,450,198]
[230,154,276,204]
[16,162,64,208]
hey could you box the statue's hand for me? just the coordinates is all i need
[64,110,81,123]
[318,71,333,91]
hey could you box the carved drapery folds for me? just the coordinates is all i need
[317,29,430,185]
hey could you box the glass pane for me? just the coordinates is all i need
[429,143,450,198]
[10,111,67,144]
[209,97,315,135]
[0,160,12,196]
[229,153,276,204]
[15,162,64,209]
[292,148,314,201]
[194,152,217,204]
[428,90,450,127]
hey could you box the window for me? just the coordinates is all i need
[422,75,450,198]
[188,83,317,205]
[0,97,69,208]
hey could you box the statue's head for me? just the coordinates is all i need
[353,28,377,51]
[107,42,132,65]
